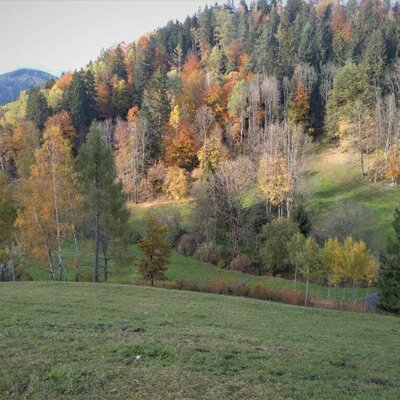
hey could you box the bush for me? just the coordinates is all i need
[266,288,304,306]
[147,162,167,198]
[194,241,224,265]
[206,279,229,295]
[253,284,269,300]
[229,254,253,272]
[175,278,198,291]
[231,281,250,297]
[258,219,299,276]
[177,234,198,256]
[359,293,380,312]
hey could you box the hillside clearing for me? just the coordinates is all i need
[1,282,399,399]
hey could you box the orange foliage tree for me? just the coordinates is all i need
[165,125,197,170]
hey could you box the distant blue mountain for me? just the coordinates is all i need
[0,68,56,105]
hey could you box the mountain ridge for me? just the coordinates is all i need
[0,68,56,105]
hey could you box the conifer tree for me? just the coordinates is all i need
[26,87,49,130]
[141,68,171,162]
[112,44,128,80]
[79,125,129,282]
[379,208,400,312]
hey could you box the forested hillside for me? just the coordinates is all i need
[1,0,400,311]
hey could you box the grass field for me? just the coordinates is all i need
[1,282,399,399]
[306,145,400,251]
[25,239,372,301]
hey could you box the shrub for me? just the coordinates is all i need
[229,254,253,272]
[253,284,269,300]
[359,293,380,312]
[258,219,299,276]
[147,162,167,197]
[177,233,198,256]
[266,288,304,306]
[194,241,224,265]
[206,279,229,294]
[231,281,250,297]
[176,278,194,290]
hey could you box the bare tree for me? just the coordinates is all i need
[195,105,215,147]
[293,63,317,95]
[214,157,255,249]
[260,74,280,138]
[320,62,337,106]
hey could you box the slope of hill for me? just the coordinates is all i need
[0,68,55,105]
[305,145,400,252]
[1,282,399,399]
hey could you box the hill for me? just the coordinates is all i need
[0,282,399,399]
[0,68,55,105]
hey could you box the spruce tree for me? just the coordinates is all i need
[112,44,127,80]
[65,71,97,147]
[26,87,49,130]
[140,68,171,162]
[79,125,129,282]
[379,208,400,313]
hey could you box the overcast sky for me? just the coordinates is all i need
[0,0,221,76]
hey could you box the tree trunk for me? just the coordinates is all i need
[150,272,154,287]
[47,249,56,281]
[293,263,298,290]
[51,158,66,281]
[72,227,80,282]
[304,277,309,307]
[93,213,100,282]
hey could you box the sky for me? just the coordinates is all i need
[0,0,221,76]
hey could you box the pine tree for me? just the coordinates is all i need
[379,207,400,312]
[141,68,171,162]
[112,45,128,80]
[112,79,130,118]
[137,213,171,286]
[65,70,97,147]
[26,87,49,130]
[79,125,129,282]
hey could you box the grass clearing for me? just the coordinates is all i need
[1,282,399,399]
[305,145,400,251]
[25,239,372,301]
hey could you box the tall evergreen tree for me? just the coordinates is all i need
[379,207,400,313]
[140,68,171,162]
[26,87,49,130]
[78,125,129,282]
[112,45,128,80]
[64,71,97,147]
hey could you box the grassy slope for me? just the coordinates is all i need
[1,282,399,400]
[26,239,371,300]
[306,145,400,251]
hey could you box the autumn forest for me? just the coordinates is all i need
[1,0,400,313]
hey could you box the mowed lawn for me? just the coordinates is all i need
[1,282,399,400]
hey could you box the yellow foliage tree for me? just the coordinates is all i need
[17,126,81,280]
[257,154,291,218]
[163,166,190,200]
